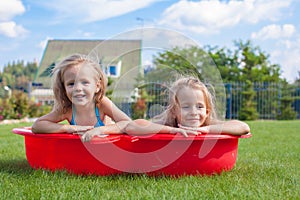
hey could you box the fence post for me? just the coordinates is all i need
[278,83,281,117]
[225,83,232,119]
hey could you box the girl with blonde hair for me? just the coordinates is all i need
[32,53,131,141]
[125,77,250,136]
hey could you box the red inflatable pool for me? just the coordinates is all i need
[12,127,251,176]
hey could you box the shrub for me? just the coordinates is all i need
[276,96,297,120]
[0,90,53,121]
[238,81,259,120]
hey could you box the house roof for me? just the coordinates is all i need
[35,39,142,88]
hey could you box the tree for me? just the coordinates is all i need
[208,40,284,120]
[233,40,281,82]
[205,46,240,82]
[153,46,221,83]
[238,80,259,120]
[0,60,38,94]
[277,80,297,120]
[151,46,227,118]
[152,40,284,120]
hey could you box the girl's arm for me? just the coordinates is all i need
[124,119,199,137]
[179,120,250,135]
[101,96,131,122]
[32,110,93,134]
[81,119,199,142]
[80,96,132,141]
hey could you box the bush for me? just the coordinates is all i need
[276,82,298,120]
[28,103,52,117]
[276,97,297,120]
[131,98,147,119]
[0,98,15,120]
[238,81,259,120]
[0,91,53,121]
[9,91,29,119]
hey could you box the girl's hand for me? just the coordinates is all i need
[80,128,108,142]
[169,127,199,137]
[178,124,207,134]
[65,125,94,134]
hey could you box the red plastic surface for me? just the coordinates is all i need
[12,127,251,176]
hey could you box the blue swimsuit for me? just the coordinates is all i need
[70,106,104,127]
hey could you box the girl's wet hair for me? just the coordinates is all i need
[152,76,217,127]
[51,53,108,113]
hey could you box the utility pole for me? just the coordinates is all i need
[136,17,145,77]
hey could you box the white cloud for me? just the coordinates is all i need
[158,0,292,34]
[251,24,295,40]
[0,0,25,21]
[36,0,162,23]
[75,30,95,37]
[0,0,28,38]
[244,0,292,23]
[0,21,28,38]
[270,37,300,82]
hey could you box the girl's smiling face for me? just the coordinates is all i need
[63,64,100,107]
[175,87,209,127]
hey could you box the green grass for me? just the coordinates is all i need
[0,121,299,199]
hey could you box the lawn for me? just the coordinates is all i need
[0,121,299,199]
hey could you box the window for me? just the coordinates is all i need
[109,65,117,76]
[108,60,122,78]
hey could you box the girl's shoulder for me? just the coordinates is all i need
[97,96,111,111]
[98,96,113,108]
[36,108,72,123]
[101,96,111,103]
[53,108,72,122]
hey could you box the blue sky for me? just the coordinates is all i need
[1,0,300,82]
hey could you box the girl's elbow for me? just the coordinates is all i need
[31,119,49,134]
[31,123,39,133]
[230,120,250,135]
[239,121,251,135]
[124,119,149,134]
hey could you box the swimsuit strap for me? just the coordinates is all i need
[70,106,76,125]
[95,106,105,127]
[69,105,104,127]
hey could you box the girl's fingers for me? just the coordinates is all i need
[80,126,94,131]
[178,124,200,132]
[74,131,85,135]
[80,129,107,142]
[178,124,192,130]
[179,129,199,137]
[171,127,199,137]
[73,126,94,133]
[80,134,86,142]
[179,130,188,137]
[188,130,200,135]
[81,133,91,142]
